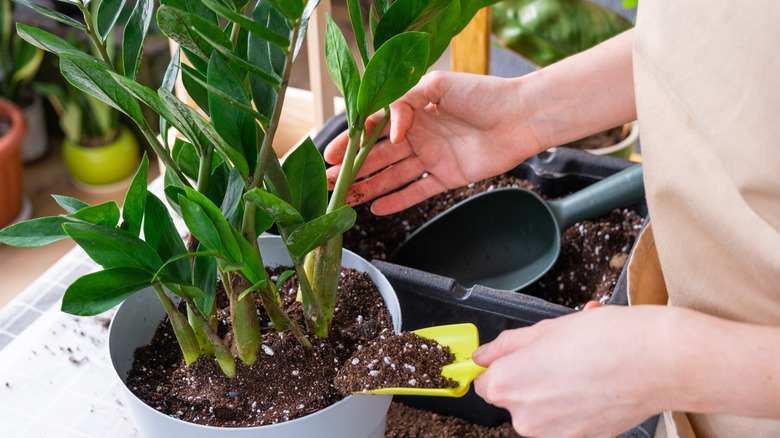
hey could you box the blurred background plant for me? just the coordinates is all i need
[0,0,43,103]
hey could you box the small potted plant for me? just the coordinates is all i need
[0,95,27,228]
[1,0,46,162]
[1,0,492,435]
[492,0,638,158]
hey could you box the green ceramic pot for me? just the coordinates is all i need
[62,125,140,186]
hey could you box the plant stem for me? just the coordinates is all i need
[303,234,343,333]
[182,296,236,378]
[221,270,261,365]
[197,146,214,196]
[293,258,328,337]
[187,303,214,356]
[153,283,201,365]
[78,3,112,68]
[351,110,391,181]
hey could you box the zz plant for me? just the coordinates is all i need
[0,0,497,378]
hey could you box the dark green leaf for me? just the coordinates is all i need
[97,0,127,40]
[159,48,181,145]
[69,201,122,228]
[193,242,217,315]
[373,0,390,17]
[52,195,89,214]
[63,222,163,272]
[456,0,502,34]
[201,0,290,49]
[420,0,461,68]
[243,188,303,232]
[164,181,186,216]
[373,0,450,50]
[263,146,294,204]
[282,137,327,222]
[180,63,210,116]
[106,70,180,135]
[266,0,303,21]
[275,269,295,290]
[216,259,245,272]
[179,195,222,252]
[0,217,69,247]
[15,24,105,65]
[285,206,356,259]
[220,167,245,226]
[194,28,281,87]
[58,54,144,124]
[346,0,369,66]
[157,5,232,64]
[61,267,153,316]
[122,0,154,80]
[120,154,149,237]
[11,0,86,30]
[182,187,242,262]
[207,53,258,171]
[160,282,206,299]
[492,0,632,67]
[172,137,200,181]
[358,32,430,116]
[208,162,229,208]
[248,1,290,120]
[144,192,190,282]
[369,4,379,35]
[232,228,265,284]
[324,14,360,124]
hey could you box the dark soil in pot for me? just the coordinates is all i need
[344,174,645,309]
[561,125,627,152]
[385,402,520,438]
[125,267,394,427]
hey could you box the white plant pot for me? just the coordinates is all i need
[587,121,639,159]
[20,93,48,163]
[108,235,401,437]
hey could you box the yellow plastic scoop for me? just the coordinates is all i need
[357,323,486,397]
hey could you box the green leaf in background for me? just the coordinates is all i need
[248,0,291,121]
[372,0,450,50]
[63,223,163,272]
[106,70,180,136]
[455,0,502,34]
[285,206,356,259]
[144,192,190,283]
[97,0,127,41]
[159,48,180,147]
[419,0,461,68]
[15,24,105,66]
[266,0,304,21]
[358,32,430,116]
[58,54,144,125]
[492,0,633,67]
[346,0,369,66]
[52,195,89,214]
[180,63,210,116]
[193,242,217,315]
[373,0,390,18]
[0,217,69,247]
[163,180,186,216]
[156,5,232,65]
[232,228,265,285]
[207,53,258,171]
[122,0,154,80]
[208,162,229,209]
[282,138,327,223]
[120,154,149,237]
[243,188,304,232]
[201,0,290,50]
[369,4,379,35]
[11,0,86,31]
[10,36,42,92]
[61,267,153,316]
[220,167,245,227]
[172,137,200,180]
[324,14,360,124]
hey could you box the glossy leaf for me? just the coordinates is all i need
[182,187,242,263]
[106,70,182,138]
[163,182,186,217]
[69,201,122,227]
[144,192,190,283]
[220,167,245,227]
[358,32,430,116]
[201,0,290,49]
[492,0,633,67]
[63,222,163,272]
[179,196,222,253]
[96,0,126,40]
[0,217,69,247]
[324,14,360,124]
[172,137,200,181]
[61,267,153,316]
[285,206,356,260]
[248,1,290,120]
[193,242,217,315]
[373,0,390,17]
[282,138,327,222]
[58,54,144,124]
[52,195,89,214]
[11,0,86,31]
[159,48,180,146]
[207,53,258,171]
[123,0,154,80]
[232,228,266,285]
[373,0,450,49]
[420,0,461,68]
[346,0,369,66]
[180,63,210,116]
[15,24,105,65]
[157,5,232,65]
[266,0,303,21]
[196,30,281,88]
[120,154,149,237]
[243,188,304,232]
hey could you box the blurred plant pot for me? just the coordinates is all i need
[62,125,140,189]
[561,121,639,159]
[19,92,49,163]
[0,97,28,228]
[108,235,400,438]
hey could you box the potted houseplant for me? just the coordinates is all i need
[0,96,27,228]
[492,0,638,158]
[1,0,46,162]
[0,0,493,435]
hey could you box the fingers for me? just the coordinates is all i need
[389,71,448,143]
[369,175,449,215]
[342,155,427,207]
[322,110,391,165]
[472,326,536,367]
[583,301,603,310]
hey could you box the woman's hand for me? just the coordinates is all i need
[324,71,544,215]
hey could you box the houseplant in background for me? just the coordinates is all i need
[1,0,46,162]
[492,0,638,158]
[0,0,494,435]
[0,96,27,228]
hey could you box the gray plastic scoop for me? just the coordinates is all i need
[390,163,644,291]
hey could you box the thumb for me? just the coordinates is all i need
[388,72,447,143]
[472,326,533,367]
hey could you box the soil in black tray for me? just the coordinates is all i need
[125,267,394,427]
[335,331,458,394]
[561,125,627,151]
[385,402,520,438]
[344,174,645,309]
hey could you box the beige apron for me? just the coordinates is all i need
[631,1,780,437]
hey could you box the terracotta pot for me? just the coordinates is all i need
[62,125,140,188]
[0,98,29,228]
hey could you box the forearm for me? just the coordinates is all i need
[513,29,637,152]
[654,307,780,418]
